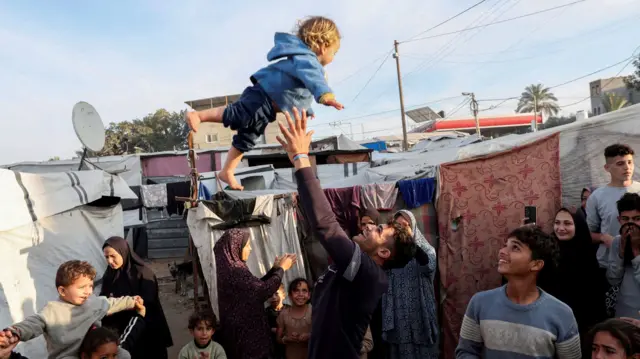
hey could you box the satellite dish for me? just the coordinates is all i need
[72,101,105,152]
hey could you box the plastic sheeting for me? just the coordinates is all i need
[272,163,371,190]
[0,169,136,232]
[2,155,143,186]
[186,195,306,318]
[0,205,125,358]
[453,104,640,205]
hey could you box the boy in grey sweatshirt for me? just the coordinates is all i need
[0,260,145,359]
[456,226,581,359]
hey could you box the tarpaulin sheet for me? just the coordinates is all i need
[436,133,561,359]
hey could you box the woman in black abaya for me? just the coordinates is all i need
[100,236,173,359]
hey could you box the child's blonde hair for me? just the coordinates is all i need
[296,16,341,54]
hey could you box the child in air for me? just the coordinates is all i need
[185,16,343,190]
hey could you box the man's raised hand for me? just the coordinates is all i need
[276,108,314,163]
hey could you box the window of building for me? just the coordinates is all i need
[205,134,218,143]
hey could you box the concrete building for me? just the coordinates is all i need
[589,77,639,116]
[185,94,281,149]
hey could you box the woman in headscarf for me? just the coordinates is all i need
[100,236,173,359]
[382,210,439,359]
[359,208,381,234]
[575,186,596,223]
[214,228,296,359]
[539,208,607,339]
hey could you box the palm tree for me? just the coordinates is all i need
[602,93,628,113]
[516,84,560,118]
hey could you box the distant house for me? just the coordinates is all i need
[184,94,281,149]
[589,77,640,116]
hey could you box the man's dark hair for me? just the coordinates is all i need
[604,144,634,159]
[508,225,559,270]
[384,221,416,269]
[56,260,96,288]
[617,193,640,214]
[188,310,218,330]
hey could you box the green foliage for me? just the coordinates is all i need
[624,54,640,91]
[516,84,560,117]
[602,92,629,113]
[89,109,189,156]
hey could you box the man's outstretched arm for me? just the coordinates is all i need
[278,108,355,271]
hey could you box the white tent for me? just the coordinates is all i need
[324,104,640,205]
[0,169,136,358]
[186,191,306,317]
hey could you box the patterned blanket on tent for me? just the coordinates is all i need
[436,133,561,359]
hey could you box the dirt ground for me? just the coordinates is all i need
[148,258,196,359]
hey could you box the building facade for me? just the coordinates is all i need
[589,77,639,116]
[185,94,281,150]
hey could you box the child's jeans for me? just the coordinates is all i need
[222,83,276,153]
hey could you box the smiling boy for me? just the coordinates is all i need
[0,260,144,359]
[456,226,581,359]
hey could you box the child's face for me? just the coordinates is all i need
[58,275,94,305]
[619,209,640,227]
[85,342,118,359]
[497,237,543,276]
[190,320,214,346]
[270,288,285,308]
[290,282,310,307]
[318,41,340,66]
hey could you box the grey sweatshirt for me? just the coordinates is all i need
[10,295,136,359]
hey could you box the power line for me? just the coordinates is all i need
[350,50,393,104]
[332,50,391,86]
[405,0,489,41]
[558,49,639,109]
[474,49,639,111]
[361,0,513,109]
[309,95,464,128]
[400,0,587,44]
[549,56,634,89]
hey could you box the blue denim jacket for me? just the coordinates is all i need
[251,32,333,116]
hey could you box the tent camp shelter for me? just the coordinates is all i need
[0,168,136,358]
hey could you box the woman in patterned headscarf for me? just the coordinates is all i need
[382,210,439,359]
[214,228,296,359]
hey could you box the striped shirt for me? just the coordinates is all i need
[456,285,581,359]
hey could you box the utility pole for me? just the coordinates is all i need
[393,40,409,151]
[463,92,481,138]
[532,98,539,132]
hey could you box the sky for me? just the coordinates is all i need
[1,0,639,164]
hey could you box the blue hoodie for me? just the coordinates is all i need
[251,32,333,117]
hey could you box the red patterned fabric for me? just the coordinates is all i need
[436,134,561,359]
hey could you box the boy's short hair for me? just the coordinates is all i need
[508,226,559,270]
[188,310,218,330]
[296,16,341,53]
[617,193,640,214]
[55,260,96,288]
[605,144,634,160]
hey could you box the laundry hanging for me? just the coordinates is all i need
[361,183,398,211]
[323,186,361,238]
[397,178,435,209]
[166,181,190,215]
[141,184,168,208]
